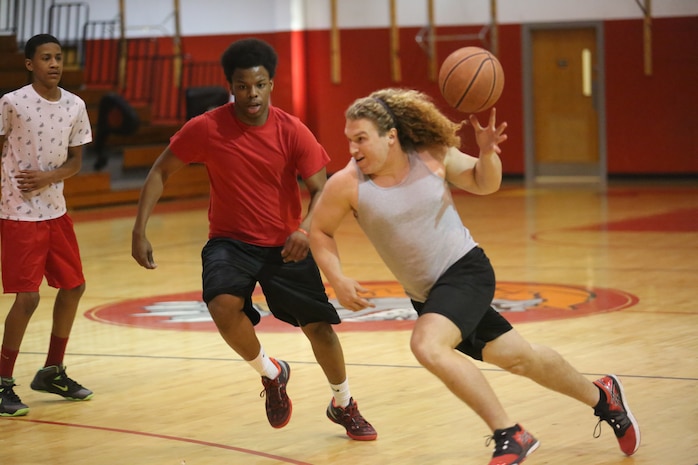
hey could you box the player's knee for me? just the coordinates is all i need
[15,292,40,316]
[69,282,86,298]
[207,294,244,327]
[309,321,335,336]
[501,356,530,376]
[301,321,337,345]
[410,334,442,369]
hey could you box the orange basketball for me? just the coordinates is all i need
[438,46,504,113]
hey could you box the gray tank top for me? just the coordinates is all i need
[355,152,477,302]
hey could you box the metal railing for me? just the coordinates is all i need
[1,0,86,66]
[0,0,54,41]
[0,0,18,35]
[47,1,88,64]
[1,0,224,122]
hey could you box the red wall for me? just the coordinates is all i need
[177,16,697,175]
[303,24,525,174]
[181,32,296,113]
[604,17,698,174]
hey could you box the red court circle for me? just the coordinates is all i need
[85,281,639,333]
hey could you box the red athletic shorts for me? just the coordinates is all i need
[0,214,85,293]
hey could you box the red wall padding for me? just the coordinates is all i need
[119,16,697,175]
[604,17,698,174]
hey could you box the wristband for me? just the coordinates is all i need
[297,227,309,236]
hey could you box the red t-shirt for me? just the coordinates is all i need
[169,104,330,246]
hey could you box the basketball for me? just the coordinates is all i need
[438,46,505,113]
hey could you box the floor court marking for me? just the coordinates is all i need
[9,418,313,465]
[83,281,639,333]
[19,351,698,382]
[531,206,698,249]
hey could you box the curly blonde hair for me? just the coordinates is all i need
[345,88,463,152]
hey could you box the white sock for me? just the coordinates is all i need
[330,379,351,408]
[247,347,280,379]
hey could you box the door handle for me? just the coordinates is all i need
[582,48,592,97]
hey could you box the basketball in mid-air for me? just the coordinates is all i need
[438,46,504,113]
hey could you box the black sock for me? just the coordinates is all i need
[495,424,520,435]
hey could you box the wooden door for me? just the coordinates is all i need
[531,27,600,179]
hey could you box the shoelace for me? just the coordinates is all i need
[485,435,512,455]
[0,384,23,403]
[594,410,631,438]
[336,403,372,430]
[485,429,527,457]
[260,377,288,408]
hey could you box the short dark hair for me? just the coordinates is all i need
[25,34,61,59]
[220,38,278,82]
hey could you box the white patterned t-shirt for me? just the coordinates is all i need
[0,84,92,221]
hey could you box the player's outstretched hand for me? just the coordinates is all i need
[469,107,508,156]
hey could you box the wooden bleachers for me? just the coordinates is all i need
[1,34,209,210]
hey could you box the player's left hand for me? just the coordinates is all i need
[469,107,508,156]
[281,230,309,263]
[16,169,53,192]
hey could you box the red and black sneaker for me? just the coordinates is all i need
[487,424,539,465]
[260,358,292,428]
[593,374,640,455]
[326,397,377,441]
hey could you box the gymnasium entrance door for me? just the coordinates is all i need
[522,24,607,188]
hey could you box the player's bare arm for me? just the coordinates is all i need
[132,147,186,269]
[310,167,374,311]
[15,145,83,192]
[281,167,327,263]
[444,108,506,195]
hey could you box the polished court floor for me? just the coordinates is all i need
[1,179,696,464]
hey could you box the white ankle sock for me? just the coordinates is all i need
[248,347,279,379]
[330,379,351,408]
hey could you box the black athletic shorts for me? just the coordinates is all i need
[411,246,513,361]
[201,237,340,327]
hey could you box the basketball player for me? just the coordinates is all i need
[309,88,640,464]
[131,38,376,440]
[0,34,94,417]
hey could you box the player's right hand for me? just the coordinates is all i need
[334,277,376,311]
[132,234,157,269]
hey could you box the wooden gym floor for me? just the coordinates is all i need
[1,179,696,465]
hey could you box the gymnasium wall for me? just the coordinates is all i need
[78,0,698,175]
[302,16,698,175]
